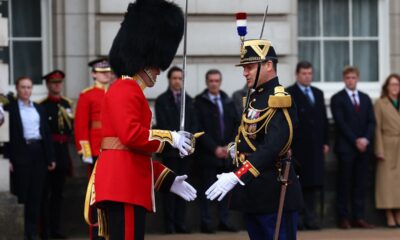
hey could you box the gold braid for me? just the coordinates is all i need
[234,107,293,165]
[278,108,293,156]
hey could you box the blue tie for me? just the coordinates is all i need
[214,97,225,138]
[176,92,181,111]
[304,88,314,106]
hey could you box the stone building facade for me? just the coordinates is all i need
[0,1,399,234]
[0,0,398,102]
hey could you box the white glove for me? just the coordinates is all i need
[170,175,197,201]
[227,142,236,159]
[205,172,244,201]
[82,156,93,164]
[171,131,194,157]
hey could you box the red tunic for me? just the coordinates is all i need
[74,84,107,157]
[94,78,175,212]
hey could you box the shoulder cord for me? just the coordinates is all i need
[233,107,293,165]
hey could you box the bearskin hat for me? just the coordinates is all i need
[109,0,184,77]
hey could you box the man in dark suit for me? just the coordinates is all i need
[5,76,55,240]
[155,66,197,234]
[287,61,330,230]
[330,66,375,229]
[39,70,74,239]
[195,69,239,233]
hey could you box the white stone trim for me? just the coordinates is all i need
[99,0,292,15]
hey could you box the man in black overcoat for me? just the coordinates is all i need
[194,69,239,233]
[287,61,329,230]
[154,66,197,234]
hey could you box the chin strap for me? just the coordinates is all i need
[243,62,262,111]
[144,68,156,84]
[253,62,262,89]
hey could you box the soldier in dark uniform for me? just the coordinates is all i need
[39,70,73,239]
[206,39,303,240]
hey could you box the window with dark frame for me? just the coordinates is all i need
[0,0,43,85]
[298,0,379,83]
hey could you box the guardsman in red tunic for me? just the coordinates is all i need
[39,70,73,239]
[86,1,198,239]
[74,58,112,172]
[75,59,112,239]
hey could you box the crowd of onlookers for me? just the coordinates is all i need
[0,59,400,239]
[153,62,400,233]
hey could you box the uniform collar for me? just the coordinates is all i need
[48,95,61,102]
[122,75,147,91]
[255,76,279,93]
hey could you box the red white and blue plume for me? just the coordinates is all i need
[236,12,247,37]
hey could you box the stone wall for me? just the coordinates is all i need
[390,0,400,74]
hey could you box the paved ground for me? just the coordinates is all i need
[67,228,400,240]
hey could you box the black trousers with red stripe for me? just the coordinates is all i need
[102,201,147,240]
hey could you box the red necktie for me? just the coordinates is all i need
[352,93,360,112]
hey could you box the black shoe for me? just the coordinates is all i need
[200,224,216,234]
[50,233,66,239]
[175,224,190,234]
[218,223,238,232]
[297,222,305,231]
[387,224,397,229]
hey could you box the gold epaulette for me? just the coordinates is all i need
[61,96,73,106]
[268,86,292,108]
[81,86,94,94]
[0,95,9,106]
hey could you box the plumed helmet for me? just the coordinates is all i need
[109,0,184,77]
[236,39,278,66]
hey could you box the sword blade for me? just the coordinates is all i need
[259,4,269,39]
[180,0,189,131]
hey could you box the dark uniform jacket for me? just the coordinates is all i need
[230,77,303,214]
[155,89,198,160]
[287,84,329,187]
[39,96,73,170]
[194,89,239,169]
[330,89,375,154]
[4,99,53,166]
